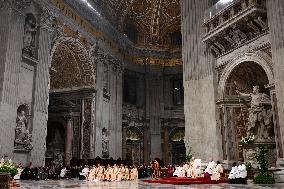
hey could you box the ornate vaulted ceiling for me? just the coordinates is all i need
[90,0,181,50]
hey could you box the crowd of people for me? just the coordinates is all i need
[75,164,138,182]
[11,157,247,184]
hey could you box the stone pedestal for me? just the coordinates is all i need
[0,174,10,189]
[242,142,276,168]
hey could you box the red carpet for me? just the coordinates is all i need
[143,177,227,185]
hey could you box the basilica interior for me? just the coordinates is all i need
[1,0,284,185]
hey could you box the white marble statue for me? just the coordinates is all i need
[236,85,273,140]
[14,110,33,151]
[102,128,109,158]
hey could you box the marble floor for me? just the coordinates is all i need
[13,180,284,189]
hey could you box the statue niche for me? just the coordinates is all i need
[22,13,38,59]
[102,128,109,158]
[14,105,33,152]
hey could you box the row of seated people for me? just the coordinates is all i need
[77,164,138,182]
[172,157,247,183]
[228,161,247,184]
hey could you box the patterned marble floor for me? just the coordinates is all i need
[15,179,284,189]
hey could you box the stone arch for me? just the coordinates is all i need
[17,103,30,115]
[218,51,274,99]
[169,127,185,142]
[50,37,96,91]
[126,126,143,142]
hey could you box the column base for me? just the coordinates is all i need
[272,159,284,183]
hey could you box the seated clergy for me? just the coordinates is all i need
[60,167,67,178]
[191,158,202,178]
[236,160,247,184]
[210,161,223,181]
[79,165,89,180]
[88,166,97,182]
[228,162,238,184]
[173,166,182,177]
[204,158,216,178]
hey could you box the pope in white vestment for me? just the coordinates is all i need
[204,159,216,177]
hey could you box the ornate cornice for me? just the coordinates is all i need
[39,6,58,32]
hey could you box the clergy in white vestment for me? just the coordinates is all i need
[228,162,238,184]
[79,165,90,180]
[204,158,216,178]
[191,158,202,178]
[173,166,180,177]
[236,160,247,184]
[211,161,223,181]
[60,167,67,178]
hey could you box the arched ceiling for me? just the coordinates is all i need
[90,0,181,50]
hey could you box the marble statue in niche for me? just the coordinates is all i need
[102,128,109,158]
[14,107,33,151]
[236,85,274,141]
[22,14,37,59]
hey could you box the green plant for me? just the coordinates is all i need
[254,174,275,184]
[245,162,254,179]
[253,146,275,184]
[185,147,194,162]
[0,159,18,177]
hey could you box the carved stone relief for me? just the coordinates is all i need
[82,98,92,159]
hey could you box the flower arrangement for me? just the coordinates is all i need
[241,134,255,145]
[0,158,18,177]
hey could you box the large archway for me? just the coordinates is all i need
[50,37,96,91]
[169,127,185,165]
[218,60,276,165]
[47,37,97,165]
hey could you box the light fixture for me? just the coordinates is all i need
[81,0,101,16]
[219,0,233,4]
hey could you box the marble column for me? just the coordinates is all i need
[163,126,170,165]
[64,115,73,166]
[143,123,149,163]
[122,126,127,160]
[267,0,284,161]
[94,48,105,158]
[182,0,222,160]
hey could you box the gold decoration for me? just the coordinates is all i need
[51,0,182,66]
[50,39,96,90]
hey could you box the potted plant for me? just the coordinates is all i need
[253,146,275,184]
[0,158,18,189]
